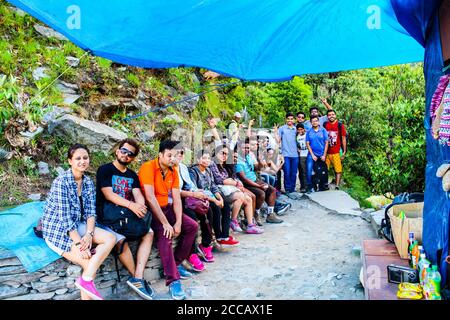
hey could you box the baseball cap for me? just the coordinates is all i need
[234,111,242,118]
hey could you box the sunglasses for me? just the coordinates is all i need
[119,147,136,158]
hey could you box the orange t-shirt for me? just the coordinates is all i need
[138,158,179,207]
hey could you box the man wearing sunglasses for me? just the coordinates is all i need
[96,139,155,300]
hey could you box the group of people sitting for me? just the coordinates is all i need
[39,98,346,301]
[40,134,291,301]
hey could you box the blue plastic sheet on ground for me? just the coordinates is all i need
[6,0,423,81]
[0,202,60,273]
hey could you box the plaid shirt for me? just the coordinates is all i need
[41,169,96,253]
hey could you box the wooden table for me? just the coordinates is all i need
[362,239,410,300]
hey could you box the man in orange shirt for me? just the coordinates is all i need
[139,140,198,300]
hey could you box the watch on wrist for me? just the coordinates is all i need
[88,230,94,237]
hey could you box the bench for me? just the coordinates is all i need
[361,239,410,300]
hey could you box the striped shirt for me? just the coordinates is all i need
[41,169,96,253]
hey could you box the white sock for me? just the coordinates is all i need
[268,206,274,214]
[82,275,93,282]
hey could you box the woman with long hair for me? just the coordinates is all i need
[210,145,263,234]
[41,144,116,300]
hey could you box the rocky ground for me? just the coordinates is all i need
[110,194,377,300]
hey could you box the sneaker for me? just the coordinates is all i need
[169,280,186,300]
[230,219,243,233]
[217,236,240,246]
[177,265,193,279]
[274,203,290,216]
[198,244,215,262]
[126,277,155,300]
[335,186,340,190]
[246,223,264,234]
[266,212,283,224]
[300,188,306,193]
[254,216,264,227]
[188,254,205,272]
[75,276,103,300]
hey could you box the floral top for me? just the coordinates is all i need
[41,169,96,253]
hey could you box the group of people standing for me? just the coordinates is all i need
[276,98,348,195]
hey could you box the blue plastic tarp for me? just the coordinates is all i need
[392,0,449,284]
[7,0,424,81]
[0,202,60,273]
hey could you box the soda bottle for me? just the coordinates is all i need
[424,265,442,300]
[410,241,420,269]
[408,233,415,266]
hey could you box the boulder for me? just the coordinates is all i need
[32,67,49,81]
[42,106,70,124]
[28,194,41,201]
[6,291,55,300]
[48,114,127,152]
[0,285,29,299]
[38,162,50,175]
[177,92,199,113]
[66,56,80,67]
[138,131,157,143]
[34,24,68,41]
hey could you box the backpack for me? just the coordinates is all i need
[312,159,328,191]
[323,121,348,152]
[379,192,424,243]
[101,202,152,241]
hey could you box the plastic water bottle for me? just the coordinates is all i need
[424,265,442,300]
[418,254,430,286]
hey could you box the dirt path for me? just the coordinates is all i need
[120,196,377,300]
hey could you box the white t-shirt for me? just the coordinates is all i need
[296,134,308,157]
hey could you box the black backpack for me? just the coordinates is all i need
[379,192,424,242]
[312,159,328,191]
[101,202,152,241]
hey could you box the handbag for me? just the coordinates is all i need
[219,185,240,197]
[102,202,152,240]
[185,196,210,216]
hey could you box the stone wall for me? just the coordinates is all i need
[0,244,163,300]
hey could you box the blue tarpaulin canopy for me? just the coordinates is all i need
[7,0,425,81]
[4,0,449,284]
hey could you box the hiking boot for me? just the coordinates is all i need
[230,218,243,233]
[217,236,240,247]
[300,188,306,193]
[127,277,155,300]
[177,265,193,279]
[246,223,264,234]
[254,215,264,227]
[75,276,103,300]
[188,254,205,272]
[266,212,283,224]
[198,244,215,262]
[274,203,290,216]
[169,280,186,300]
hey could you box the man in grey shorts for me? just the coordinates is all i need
[96,138,155,300]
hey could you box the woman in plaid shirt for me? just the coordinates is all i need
[41,144,116,300]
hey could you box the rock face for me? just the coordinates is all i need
[48,114,127,152]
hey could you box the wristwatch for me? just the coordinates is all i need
[88,230,94,237]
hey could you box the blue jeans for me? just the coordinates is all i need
[261,173,276,186]
[306,155,314,190]
[283,157,299,193]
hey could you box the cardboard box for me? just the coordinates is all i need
[387,202,423,259]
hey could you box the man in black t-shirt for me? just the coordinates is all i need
[96,138,155,300]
